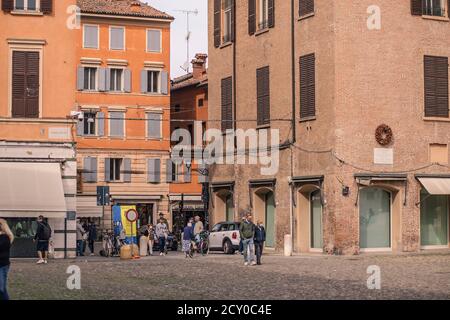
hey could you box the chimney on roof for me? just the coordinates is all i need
[191,53,208,80]
[130,0,141,12]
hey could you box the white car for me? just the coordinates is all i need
[208,222,241,254]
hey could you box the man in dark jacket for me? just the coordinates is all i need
[33,215,52,264]
[254,221,266,265]
[87,221,97,256]
[239,212,256,266]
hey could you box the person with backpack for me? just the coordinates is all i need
[239,212,256,266]
[33,215,52,264]
[254,221,266,265]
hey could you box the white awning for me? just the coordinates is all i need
[0,162,67,218]
[418,177,450,195]
[76,196,105,218]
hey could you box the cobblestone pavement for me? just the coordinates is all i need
[8,250,450,300]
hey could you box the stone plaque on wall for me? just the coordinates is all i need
[48,127,71,139]
[374,148,394,165]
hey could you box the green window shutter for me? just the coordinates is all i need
[124,69,132,93]
[141,70,148,93]
[97,112,105,136]
[161,71,169,95]
[77,66,85,91]
[147,113,162,139]
[98,68,107,92]
[123,158,132,183]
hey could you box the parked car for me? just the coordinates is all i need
[208,222,240,254]
[152,232,179,252]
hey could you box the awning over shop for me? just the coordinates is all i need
[417,176,450,195]
[76,195,104,218]
[0,162,66,218]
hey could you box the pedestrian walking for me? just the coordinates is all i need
[145,224,156,256]
[193,215,204,248]
[156,218,168,256]
[87,220,97,256]
[0,219,13,300]
[76,219,86,257]
[82,220,89,255]
[182,222,194,258]
[34,215,52,264]
[254,221,266,265]
[239,212,256,266]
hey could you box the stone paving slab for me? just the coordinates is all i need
[7,251,450,300]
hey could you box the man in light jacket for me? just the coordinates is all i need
[155,218,169,256]
[239,212,256,266]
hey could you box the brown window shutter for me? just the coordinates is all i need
[221,77,233,131]
[248,0,256,35]
[214,0,221,48]
[230,0,236,42]
[40,0,53,14]
[2,0,13,12]
[424,55,449,118]
[12,51,26,118]
[268,0,275,28]
[300,53,316,119]
[257,66,270,126]
[299,0,314,17]
[411,0,423,16]
[25,52,40,118]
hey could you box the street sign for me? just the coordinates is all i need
[125,209,138,223]
[97,186,110,206]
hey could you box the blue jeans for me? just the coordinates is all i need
[76,240,84,256]
[158,236,166,253]
[0,265,10,301]
[242,238,255,263]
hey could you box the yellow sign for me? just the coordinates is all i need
[120,205,137,236]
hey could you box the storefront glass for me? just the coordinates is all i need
[420,191,449,246]
[7,218,38,257]
[359,188,391,249]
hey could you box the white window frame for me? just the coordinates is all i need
[109,26,126,51]
[82,66,98,91]
[108,110,126,138]
[109,158,123,182]
[146,28,162,53]
[82,111,97,136]
[14,0,40,11]
[146,69,161,94]
[83,24,100,49]
[423,0,448,17]
[146,111,163,140]
[258,0,269,30]
[109,67,125,92]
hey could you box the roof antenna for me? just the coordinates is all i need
[174,8,199,74]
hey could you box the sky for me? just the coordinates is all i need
[146,0,208,79]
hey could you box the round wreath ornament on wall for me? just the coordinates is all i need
[375,124,393,146]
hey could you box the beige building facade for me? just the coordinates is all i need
[208,0,450,254]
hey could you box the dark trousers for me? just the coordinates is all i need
[0,265,9,301]
[159,236,166,253]
[255,241,264,264]
[76,240,84,256]
[88,240,95,254]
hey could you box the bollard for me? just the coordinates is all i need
[284,234,292,257]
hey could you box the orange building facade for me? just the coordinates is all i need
[0,0,78,258]
[170,54,208,235]
[75,1,173,229]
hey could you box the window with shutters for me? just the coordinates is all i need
[109,111,125,137]
[258,0,269,30]
[83,112,97,136]
[147,70,161,93]
[109,26,125,51]
[221,77,233,131]
[198,98,204,107]
[423,0,447,17]
[109,68,123,92]
[300,53,316,120]
[83,25,99,49]
[14,0,39,11]
[11,51,40,118]
[257,66,270,126]
[83,67,97,91]
[299,0,315,17]
[109,158,122,182]
[146,29,161,53]
[424,55,449,118]
[222,0,233,43]
[147,112,162,139]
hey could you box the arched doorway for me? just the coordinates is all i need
[254,188,276,248]
[359,188,391,250]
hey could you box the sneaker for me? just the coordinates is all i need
[244,262,249,266]
[90,253,95,256]
[44,260,48,264]
[160,252,163,256]
[36,259,45,264]
[251,261,257,266]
